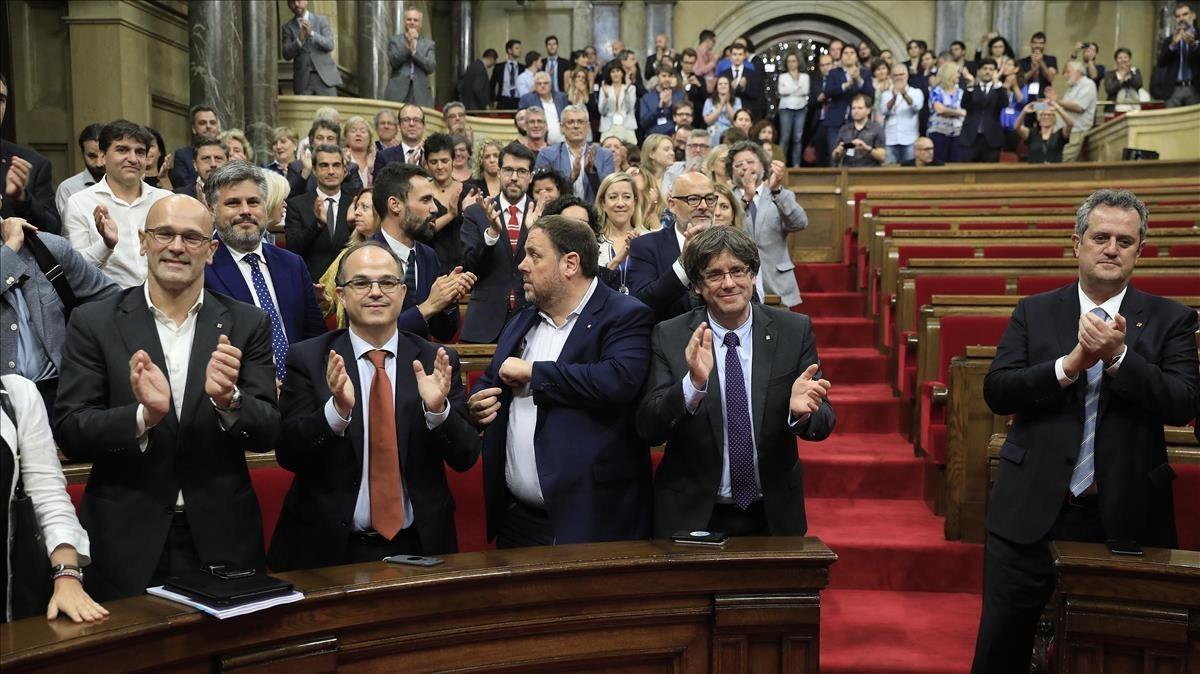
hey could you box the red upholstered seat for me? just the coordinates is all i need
[446,461,492,552]
[877,245,974,342]
[466,369,486,394]
[1017,276,1075,295]
[1139,244,1159,258]
[1169,243,1200,257]
[1032,221,1075,229]
[918,315,1011,465]
[858,222,951,290]
[1132,275,1200,297]
[1174,462,1200,551]
[982,245,1065,259]
[250,466,294,552]
[1147,218,1197,228]
[67,483,84,510]
[959,222,1029,230]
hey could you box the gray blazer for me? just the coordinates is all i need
[384,35,436,106]
[282,12,342,93]
[1,232,119,378]
[735,186,807,307]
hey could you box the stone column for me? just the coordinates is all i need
[644,0,674,66]
[449,0,474,88]
[189,0,244,128]
[991,0,1023,49]
[242,0,277,161]
[358,0,391,100]
[593,1,623,62]
[934,1,965,54]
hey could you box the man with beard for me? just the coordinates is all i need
[284,144,356,279]
[168,105,220,189]
[55,123,106,217]
[662,129,711,198]
[371,163,474,342]
[203,161,325,382]
[174,138,228,201]
[467,215,654,547]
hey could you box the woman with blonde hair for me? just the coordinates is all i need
[627,167,663,231]
[342,116,376,187]
[219,129,254,162]
[262,170,291,246]
[928,60,966,164]
[318,187,381,327]
[640,133,674,203]
[594,173,648,288]
[450,135,473,183]
[465,137,503,197]
[704,144,732,189]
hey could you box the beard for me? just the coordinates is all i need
[87,164,107,181]
[218,215,265,252]
[402,210,435,242]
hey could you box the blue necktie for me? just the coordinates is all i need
[1069,306,1109,496]
[723,331,757,509]
[244,253,289,381]
[402,249,418,311]
[747,196,758,229]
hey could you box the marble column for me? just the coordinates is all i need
[450,0,474,89]
[189,0,244,129]
[242,0,277,162]
[593,1,623,62]
[644,0,674,66]
[934,1,965,54]
[358,0,392,100]
[991,0,1023,48]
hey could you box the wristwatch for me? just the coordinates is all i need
[213,385,242,412]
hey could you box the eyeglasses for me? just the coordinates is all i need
[561,119,589,127]
[686,142,711,150]
[672,193,719,208]
[143,228,213,249]
[339,277,403,293]
[399,117,424,125]
[500,167,532,178]
[701,266,750,286]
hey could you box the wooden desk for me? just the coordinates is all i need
[1051,541,1200,674]
[1,538,837,674]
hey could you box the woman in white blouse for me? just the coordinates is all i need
[2,375,106,623]
[598,63,638,144]
[775,51,810,168]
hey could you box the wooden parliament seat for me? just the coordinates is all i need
[0,538,837,674]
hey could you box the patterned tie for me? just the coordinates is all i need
[403,248,417,306]
[325,197,336,240]
[244,253,288,381]
[506,204,521,252]
[366,349,405,538]
[549,60,558,92]
[723,331,757,509]
[1069,307,1109,496]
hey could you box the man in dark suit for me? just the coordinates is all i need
[203,161,326,382]
[282,0,342,96]
[804,53,835,167]
[371,104,427,185]
[971,190,1199,674]
[459,48,497,110]
[638,227,834,538]
[168,105,220,190]
[173,138,227,201]
[54,194,280,601]
[821,49,871,159]
[284,143,356,278]
[627,171,716,322]
[543,36,572,92]
[369,163,473,343]
[491,40,525,110]
[1,73,61,235]
[268,241,480,570]
[717,44,765,121]
[459,142,537,343]
[957,58,1008,163]
[467,216,654,547]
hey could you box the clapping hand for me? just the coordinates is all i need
[470,189,503,237]
[413,347,452,414]
[205,334,242,409]
[768,161,786,191]
[790,363,832,416]
[685,323,714,389]
[92,205,119,249]
[4,156,31,202]
[130,350,171,428]
[467,387,502,427]
[498,357,533,387]
[326,350,355,417]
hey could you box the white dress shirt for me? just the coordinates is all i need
[542,98,564,145]
[516,70,536,97]
[776,72,810,110]
[63,176,172,288]
[55,170,99,218]
[323,328,449,532]
[227,243,288,342]
[316,189,341,238]
[482,195,528,247]
[881,86,924,146]
[1054,285,1127,385]
[379,229,418,289]
[505,278,598,506]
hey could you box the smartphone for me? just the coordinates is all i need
[1033,102,1048,112]
[671,530,730,547]
[202,563,257,580]
[384,554,445,567]
[1107,539,1144,556]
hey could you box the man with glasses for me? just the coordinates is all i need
[662,129,711,197]
[55,194,281,600]
[519,107,550,153]
[727,141,806,308]
[637,226,835,539]
[204,162,326,383]
[519,72,569,145]
[461,142,538,343]
[534,105,615,204]
[268,239,480,570]
[627,171,718,321]
[372,104,428,184]
[901,137,943,166]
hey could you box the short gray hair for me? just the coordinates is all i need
[443,101,466,116]
[562,104,589,118]
[682,226,760,286]
[1065,60,1086,75]
[1075,189,1148,241]
[204,160,268,209]
[523,105,546,119]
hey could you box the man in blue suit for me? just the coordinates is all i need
[518,72,569,136]
[638,65,686,137]
[202,162,326,381]
[370,163,474,342]
[534,105,615,205]
[467,215,654,547]
[821,48,872,163]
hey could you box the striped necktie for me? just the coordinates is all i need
[1069,307,1109,496]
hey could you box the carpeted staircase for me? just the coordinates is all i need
[797,262,983,674]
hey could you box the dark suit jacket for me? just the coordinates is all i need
[545,56,572,91]
[1153,36,1200,99]
[459,59,493,110]
[371,144,425,186]
[458,196,531,343]
[626,225,692,322]
[54,288,280,600]
[984,283,1198,548]
[958,84,1009,148]
[286,162,363,200]
[638,305,835,537]
[268,330,480,570]
[473,281,655,543]
[169,146,197,192]
[283,188,356,278]
[717,66,765,121]
[369,231,458,342]
[637,89,686,136]
[821,68,872,129]
[491,59,526,102]
[204,240,327,345]
[0,140,61,235]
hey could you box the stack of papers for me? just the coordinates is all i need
[147,585,304,619]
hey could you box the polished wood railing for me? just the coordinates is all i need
[1,538,836,674]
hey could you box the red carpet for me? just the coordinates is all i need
[800,264,982,674]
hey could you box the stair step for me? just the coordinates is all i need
[798,292,865,318]
[800,433,922,499]
[796,263,855,293]
[811,317,876,349]
[828,384,900,433]
[820,348,887,385]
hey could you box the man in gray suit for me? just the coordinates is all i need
[282,0,342,96]
[2,216,119,417]
[384,7,436,106]
[727,141,807,308]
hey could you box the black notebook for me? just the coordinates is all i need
[163,573,294,607]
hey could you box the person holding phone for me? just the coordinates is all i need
[831,94,886,167]
[1016,100,1072,163]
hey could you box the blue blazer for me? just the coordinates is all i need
[205,240,326,344]
[637,89,685,136]
[370,231,459,342]
[534,143,615,205]
[472,281,655,544]
[517,91,569,116]
[821,67,873,128]
[626,225,692,322]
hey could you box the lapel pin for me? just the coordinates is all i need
[216,323,223,329]
[586,324,592,329]
[1135,322,1143,328]
[766,335,771,340]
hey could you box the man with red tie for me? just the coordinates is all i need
[268,240,480,569]
[458,142,537,343]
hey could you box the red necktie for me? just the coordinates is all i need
[506,204,521,252]
[367,350,405,538]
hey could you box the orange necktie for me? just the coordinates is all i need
[367,349,405,538]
